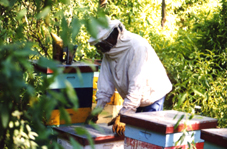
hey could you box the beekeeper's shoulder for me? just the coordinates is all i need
[130,33,149,52]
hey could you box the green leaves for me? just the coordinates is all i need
[1,105,9,128]
[37,57,59,72]
[0,0,9,6]
[192,88,205,98]
[86,17,100,40]
[59,107,71,124]
[0,0,16,7]
[60,15,70,46]
[65,81,79,110]
[177,93,187,108]
[59,0,70,4]
[96,16,109,28]
[14,49,36,57]
[1,0,226,148]
[91,107,103,116]
[86,16,108,39]
[17,9,27,20]
[74,127,95,149]
[37,7,51,19]
[161,0,227,129]
[71,18,81,43]
[69,137,82,149]
[174,114,184,130]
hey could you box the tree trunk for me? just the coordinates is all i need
[99,0,107,7]
[161,0,166,28]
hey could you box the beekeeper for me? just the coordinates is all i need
[86,19,172,136]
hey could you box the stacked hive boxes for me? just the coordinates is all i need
[44,62,125,148]
[92,72,124,123]
[121,110,218,149]
[46,62,98,126]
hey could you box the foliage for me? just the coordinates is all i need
[0,0,107,148]
[1,0,227,148]
[159,0,227,128]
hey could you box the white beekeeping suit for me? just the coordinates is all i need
[87,19,172,135]
[89,20,172,114]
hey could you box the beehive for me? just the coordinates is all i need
[201,128,227,149]
[54,123,124,149]
[121,110,218,149]
[46,62,98,126]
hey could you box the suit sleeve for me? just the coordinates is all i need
[96,55,115,106]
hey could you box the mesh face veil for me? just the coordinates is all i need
[95,40,114,53]
[94,24,122,53]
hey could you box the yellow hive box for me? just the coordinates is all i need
[113,91,124,105]
[46,108,91,126]
[93,76,98,89]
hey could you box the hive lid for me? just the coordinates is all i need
[32,60,98,74]
[121,110,217,134]
[201,128,227,148]
[53,123,124,146]
[47,62,99,74]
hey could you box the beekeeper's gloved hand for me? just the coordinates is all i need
[107,114,125,136]
[85,100,107,124]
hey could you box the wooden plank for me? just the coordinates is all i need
[53,124,124,146]
[47,73,94,89]
[203,142,226,149]
[47,62,99,74]
[57,137,124,149]
[46,108,91,126]
[124,137,204,149]
[120,110,217,134]
[201,128,227,148]
[33,61,98,73]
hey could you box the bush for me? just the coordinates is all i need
[1,0,226,148]
[0,0,106,148]
[159,0,227,128]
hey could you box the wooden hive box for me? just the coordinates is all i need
[54,123,124,149]
[201,128,227,149]
[46,62,98,126]
[121,110,218,149]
